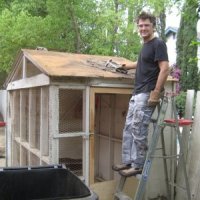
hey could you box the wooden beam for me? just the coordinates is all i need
[7,74,50,90]
[82,87,90,185]
[90,87,132,95]
[22,56,27,78]
[89,88,95,184]
[29,89,37,149]
[49,86,59,164]
[20,90,27,143]
[108,95,116,179]
[40,87,49,157]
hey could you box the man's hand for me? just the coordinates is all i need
[120,62,138,70]
[116,65,128,74]
[148,90,161,106]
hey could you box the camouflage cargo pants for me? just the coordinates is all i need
[122,93,156,168]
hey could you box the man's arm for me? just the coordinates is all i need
[154,60,170,92]
[148,60,169,106]
[122,61,138,70]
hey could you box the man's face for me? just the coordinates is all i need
[137,19,154,41]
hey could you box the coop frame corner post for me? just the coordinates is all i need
[89,87,96,185]
[82,86,90,185]
[49,85,59,164]
[6,90,11,167]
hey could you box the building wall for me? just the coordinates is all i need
[166,29,200,70]
[166,33,177,66]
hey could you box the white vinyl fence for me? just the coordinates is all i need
[176,90,200,200]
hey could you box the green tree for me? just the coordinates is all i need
[176,0,199,91]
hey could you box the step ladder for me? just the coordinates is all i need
[114,94,192,200]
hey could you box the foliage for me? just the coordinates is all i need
[0,9,50,72]
[175,91,186,118]
[176,0,199,91]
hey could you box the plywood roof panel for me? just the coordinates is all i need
[23,49,135,79]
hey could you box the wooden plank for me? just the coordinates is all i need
[6,91,12,166]
[40,87,49,157]
[109,95,116,179]
[49,86,59,164]
[12,140,20,166]
[89,88,95,184]
[20,90,28,143]
[7,74,50,90]
[29,89,37,148]
[13,91,20,138]
[11,91,20,166]
[22,56,27,78]
[90,87,132,95]
[23,49,136,78]
[20,89,28,166]
[82,87,90,185]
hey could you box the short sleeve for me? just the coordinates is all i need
[154,40,168,62]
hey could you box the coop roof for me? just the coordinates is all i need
[9,49,135,80]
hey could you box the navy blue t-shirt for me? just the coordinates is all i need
[134,37,168,94]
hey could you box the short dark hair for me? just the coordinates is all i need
[136,11,156,27]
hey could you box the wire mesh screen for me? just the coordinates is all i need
[58,89,83,176]
[59,89,83,133]
[59,137,83,176]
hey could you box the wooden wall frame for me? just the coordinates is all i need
[89,87,132,184]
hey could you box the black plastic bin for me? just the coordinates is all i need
[0,165,98,200]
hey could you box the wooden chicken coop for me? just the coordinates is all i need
[5,49,175,194]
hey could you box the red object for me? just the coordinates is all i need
[164,119,193,126]
[0,121,6,127]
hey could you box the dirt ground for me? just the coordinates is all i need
[0,127,6,167]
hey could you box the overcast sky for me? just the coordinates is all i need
[166,7,180,28]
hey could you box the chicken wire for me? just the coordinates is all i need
[58,89,84,176]
[59,89,83,133]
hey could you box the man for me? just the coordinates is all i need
[112,11,169,176]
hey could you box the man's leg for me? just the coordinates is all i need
[112,95,135,171]
[120,93,156,176]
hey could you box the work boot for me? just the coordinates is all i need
[119,167,143,177]
[112,163,131,171]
